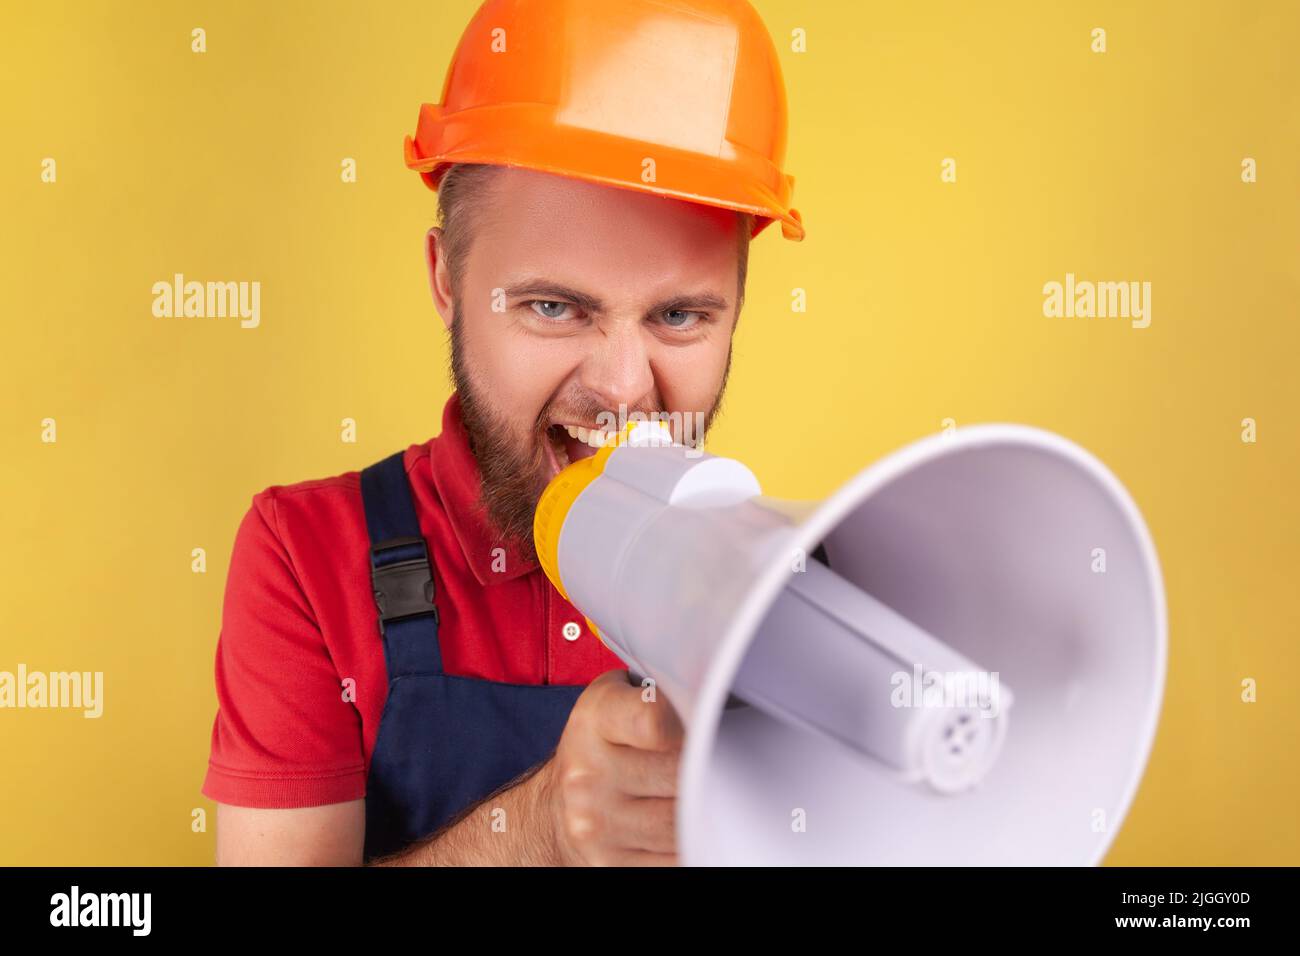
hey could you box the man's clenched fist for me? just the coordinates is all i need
[539,669,685,866]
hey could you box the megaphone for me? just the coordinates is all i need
[533,421,1166,865]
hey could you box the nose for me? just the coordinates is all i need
[578,322,656,414]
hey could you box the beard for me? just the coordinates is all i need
[448,311,731,564]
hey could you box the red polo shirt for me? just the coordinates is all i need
[201,392,625,808]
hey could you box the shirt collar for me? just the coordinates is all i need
[428,391,540,586]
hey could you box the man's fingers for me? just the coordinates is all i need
[554,669,685,866]
[589,671,684,751]
[611,849,679,867]
[602,796,677,854]
[605,745,679,798]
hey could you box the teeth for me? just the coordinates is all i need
[563,424,611,448]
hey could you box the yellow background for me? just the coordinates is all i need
[2,0,1296,865]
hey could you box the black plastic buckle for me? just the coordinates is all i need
[369,536,438,634]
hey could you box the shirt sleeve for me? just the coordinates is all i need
[201,490,367,808]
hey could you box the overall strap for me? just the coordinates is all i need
[359,450,444,676]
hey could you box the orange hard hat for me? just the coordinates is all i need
[404,0,804,241]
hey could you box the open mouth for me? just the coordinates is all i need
[543,422,615,478]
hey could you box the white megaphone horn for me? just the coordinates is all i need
[533,420,1166,865]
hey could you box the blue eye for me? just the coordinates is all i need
[530,300,571,320]
[663,310,704,329]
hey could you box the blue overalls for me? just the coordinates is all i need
[359,450,586,862]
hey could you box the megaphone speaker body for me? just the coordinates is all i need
[534,423,1166,865]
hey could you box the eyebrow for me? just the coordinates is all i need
[501,279,730,316]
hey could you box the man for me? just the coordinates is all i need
[202,0,802,866]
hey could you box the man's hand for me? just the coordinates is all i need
[538,668,685,866]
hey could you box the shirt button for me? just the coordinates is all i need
[562,621,582,642]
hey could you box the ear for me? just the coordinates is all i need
[424,227,453,331]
